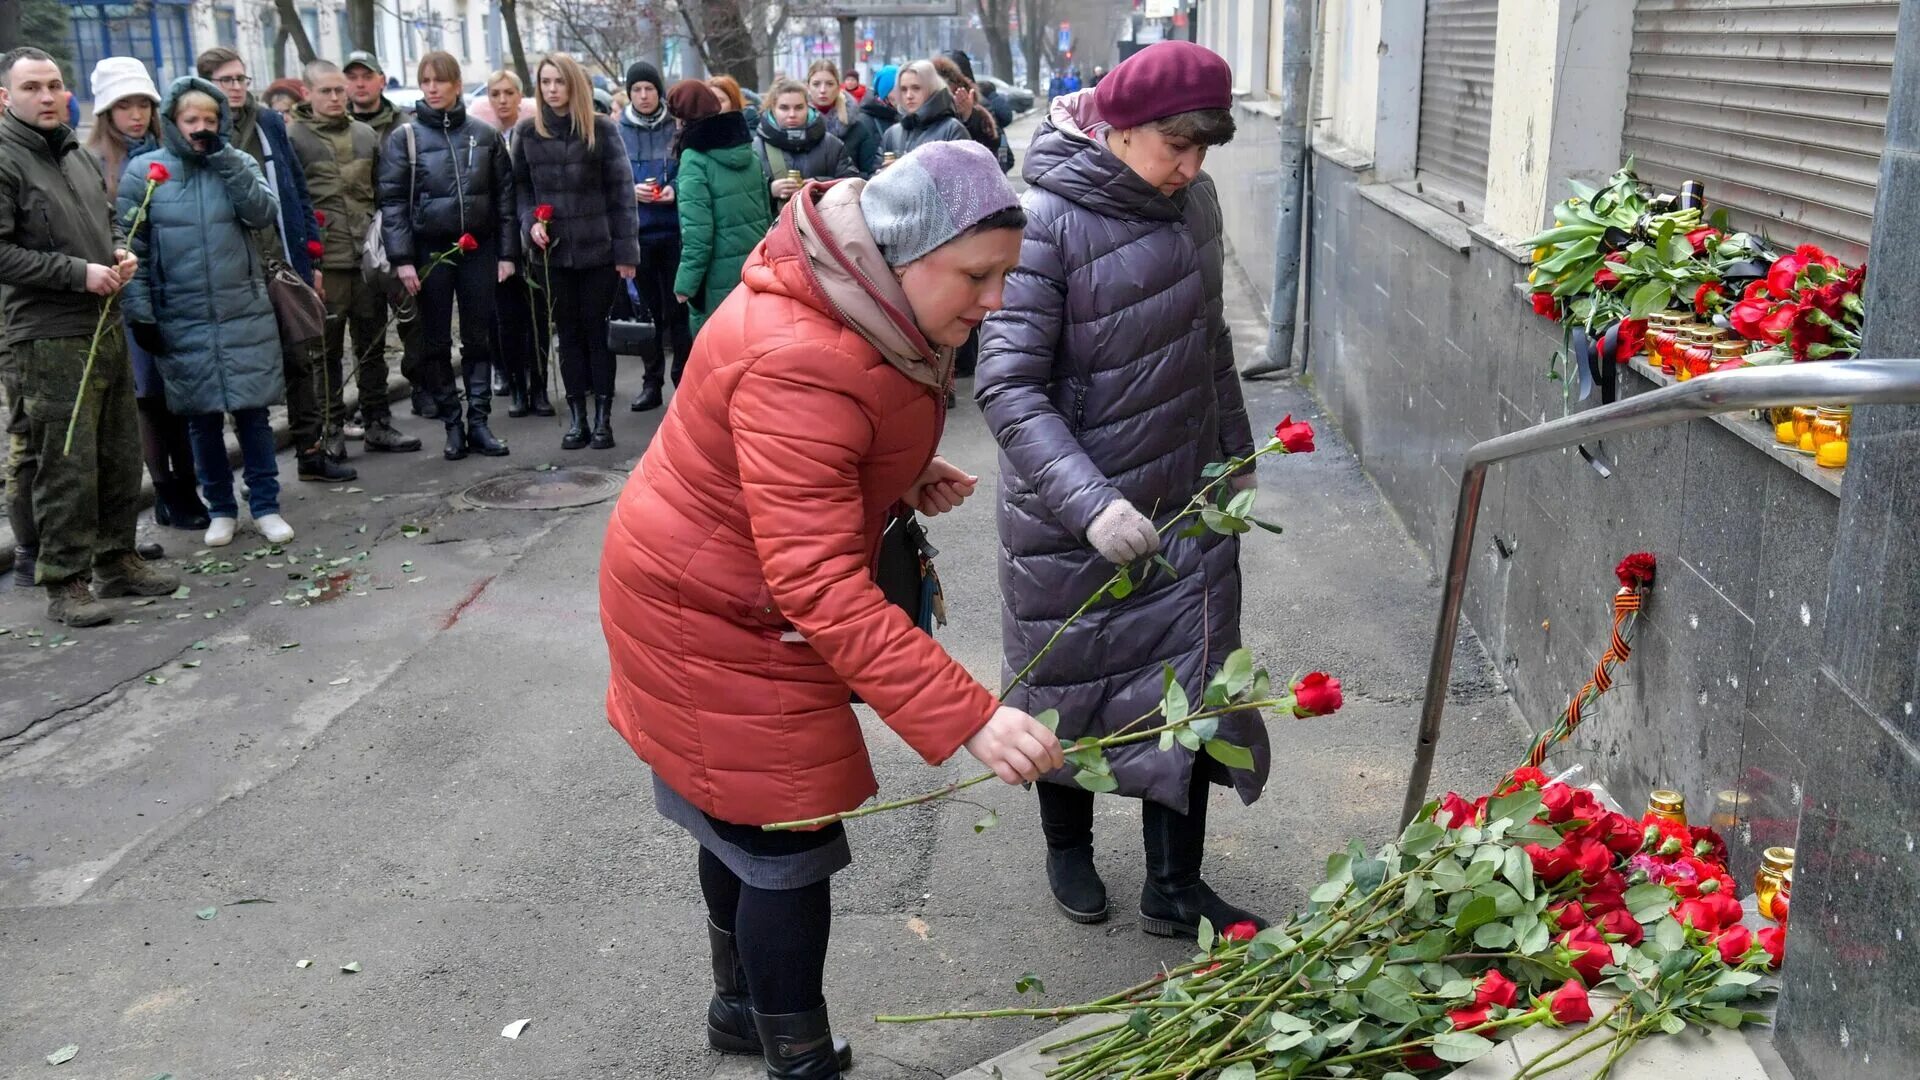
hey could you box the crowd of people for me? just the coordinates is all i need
[0,41,1016,628]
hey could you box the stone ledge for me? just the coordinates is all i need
[1358,181,1473,253]
[1472,221,1538,266]
[1312,137,1375,172]
[1624,356,1843,498]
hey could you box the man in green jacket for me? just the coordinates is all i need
[0,47,178,626]
[290,59,421,455]
[345,50,435,419]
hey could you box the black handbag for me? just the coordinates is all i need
[608,278,657,356]
[875,509,944,632]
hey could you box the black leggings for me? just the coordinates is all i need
[414,240,497,395]
[136,395,195,487]
[552,265,618,400]
[698,847,833,1016]
[636,236,693,386]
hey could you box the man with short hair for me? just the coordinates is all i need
[343,50,434,421]
[289,59,420,454]
[0,47,178,626]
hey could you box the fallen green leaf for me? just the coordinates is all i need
[45,1044,78,1065]
[296,959,313,969]
[144,674,167,685]
[974,810,999,834]
[341,961,362,973]
[191,640,208,650]
[194,907,217,920]
[400,523,427,538]
[330,676,352,686]
[170,585,190,599]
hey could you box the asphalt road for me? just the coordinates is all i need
[0,114,1523,1079]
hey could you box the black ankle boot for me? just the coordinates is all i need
[753,1005,850,1079]
[506,368,531,418]
[468,416,510,456]
[590,394,615,449]
[153,479,211,531]
[443,419,467,461]
[561,397,590,450]
[529,372,556,416]
[1138,777,1264,939]
[629,383,663,411]
[1047,845,1110,924]
[707,923,854,1068]
[465,364,510,456]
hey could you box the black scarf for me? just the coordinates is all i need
[674,111,750,160]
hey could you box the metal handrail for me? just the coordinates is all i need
[1400,358,1920,827]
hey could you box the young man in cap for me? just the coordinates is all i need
[344,50,434,422]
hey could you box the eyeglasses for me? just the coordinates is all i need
[214,75,252,87]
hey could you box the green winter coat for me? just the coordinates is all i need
[287,102,380,271]
[672,113,772,333]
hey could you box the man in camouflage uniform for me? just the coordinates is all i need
[0,47,178,626]
[344,50,435,419]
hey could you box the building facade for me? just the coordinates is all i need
[1195,3,1918,1079]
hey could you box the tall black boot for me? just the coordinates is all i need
[154,479,211,531]
[753,1005,848,1079]
[528,357,556,416]
[707,922,855,1067]
[438,384,467,460]
[465,363,510,456]
[590,394,615,449]
[1139,768,1265,939]
[561,397,590,450]
[1038,782,1109,924]
[506,364,531,418]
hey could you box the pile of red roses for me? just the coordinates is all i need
[1726,243,1865,362]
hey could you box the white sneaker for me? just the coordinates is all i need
[205,517,237,547]
[343,419,366,439]
[256,513,295,544]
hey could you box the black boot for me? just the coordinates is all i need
[629,382,663,411]
[1138,772,1265,939]
[590,394,615,449]
[706,922,855,1068]
[411,387,437,419]
[491,365,509,395]
[438,385,468,460]
[13,546,38,587]
[1038,783,1109,923]
[153,479,212,531]
[298,451,358,482]
[561,397,590,450]
[528,363,557,416]
[465,364,510,456]
[506,366,531,418]
[753,1005,849,1079]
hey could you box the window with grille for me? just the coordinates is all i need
[1414,0,1498,216]
[1622,0,1898,264]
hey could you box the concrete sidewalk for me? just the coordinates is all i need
[0,243,1528,1080]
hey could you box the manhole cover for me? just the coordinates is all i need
[460,467,626,510]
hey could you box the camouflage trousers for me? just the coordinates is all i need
[6,334,142,584]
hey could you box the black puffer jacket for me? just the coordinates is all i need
[880,89,970,155]
[753,110,857,195]
[376,99,518,265]
[512,106,641,269]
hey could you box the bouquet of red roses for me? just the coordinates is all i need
[1725,243,1865,365]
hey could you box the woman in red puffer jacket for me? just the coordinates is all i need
[598,140,1059,1080]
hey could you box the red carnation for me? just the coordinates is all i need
[146,161,171,184]
[1530,291,1562,321]
[1275,414,1315,454]
[1788,304,1833,360]
[1448,1004,1491,1031]
[314,209,328,227]
[1615,552,1656,589]
[457,232,480,254]
[1686,226,1721,255]
[305,239,325,259]
[1291,672,1342,717]
[1768,243,1839,297]
[1759,925,1786,969]
[1220,920,1257,942]
[1715,924,1755,966]
[534,203,556,223]
[1548,979,1594,1025]
[1694,281,1725,318]
[1474,969,1518,1009]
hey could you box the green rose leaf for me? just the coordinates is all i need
[1268,1010,1313,1034]
[1454,895,1500,935]
[1399,821,1445,856]
[1265,1029,1314,1054]
[1652,915,1686,952]
[1486,789,1544,827]
[1108,567,1134,600]
[1361,979,1422,1025]
[1321,1018,1361,1046]
[1161,669,1190,727]
[1625,882,1676,922]
[1034,709,1059,733]
[1433,1031,1496,1063]
[1203,739,1255,770]
[1220,648,1254,696]
[1659,1012,1687,1035]
[1473,921,1516,949]
[1073,770,1120,794]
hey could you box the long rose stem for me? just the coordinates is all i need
[66,181,158,455]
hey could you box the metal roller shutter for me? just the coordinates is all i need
[1623,0,1899,263]
[1415,0,1498,214]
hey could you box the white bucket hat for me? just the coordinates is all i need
[90,56,162,116]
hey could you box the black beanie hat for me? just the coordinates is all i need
[942,50,976,82]
[625,61,664,97]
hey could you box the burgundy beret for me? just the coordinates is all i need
[1094,41,1233,131]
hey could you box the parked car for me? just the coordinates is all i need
[1004,85,1035,114]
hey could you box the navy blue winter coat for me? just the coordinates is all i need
[617,104,680,243]
[120,77,286,416]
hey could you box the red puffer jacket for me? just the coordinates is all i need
[599,180,997,827]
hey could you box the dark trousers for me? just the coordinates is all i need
[495,272,549,392]
[321,268,393,423]
[415,244,498,414]
[136,394,196,487]
[11,334,142,584]
[282,335,325,457]
[637,236,693,386]
[552,265,618,400]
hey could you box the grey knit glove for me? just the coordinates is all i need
[1087,499,1161,565]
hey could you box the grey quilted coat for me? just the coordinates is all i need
[976,90,1264,814]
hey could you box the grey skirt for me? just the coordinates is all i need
[652,773,853,890]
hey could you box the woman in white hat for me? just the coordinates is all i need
[85,56,211,534]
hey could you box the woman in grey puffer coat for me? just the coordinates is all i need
[976,42,1261,939]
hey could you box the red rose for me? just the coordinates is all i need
[1759,925,1786,969]
[1548,900,1589,932]
[1597,907,1645,947]
[1448,1005,1491,1031]
[1768,243,1839,297]
[1220,920,1257,942]
[305,239,325,259]
[1474,969,1518,1009]
[1613,318,1646,363]
[1275,414,1315,454]
[1614,552,1656,590]
[1530,291,1562,320]
[1291,672,1342,717]
[314,209,328,227]
[1548,979,1594,1025]
[1593,264,1621,290]
[1541,782,1577,822]
[1400,1049,1447,1071]
[1599,812,1646,856]
[1528,842,1577,882]
[457,232,480,253]
[1694,282,1725,318]
[1705,890,1744,928]
[1715,924,1754,966]
[146,161,171,184]
[1558,926,1612,984]
[1676,897,1725,934]
[1686,226,1721,255]
[534,203,556,223]
[1437,791,1484,828]
[1498,766,1551,795]
[1571,839,1614,883]
[1581,873,1629,917]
